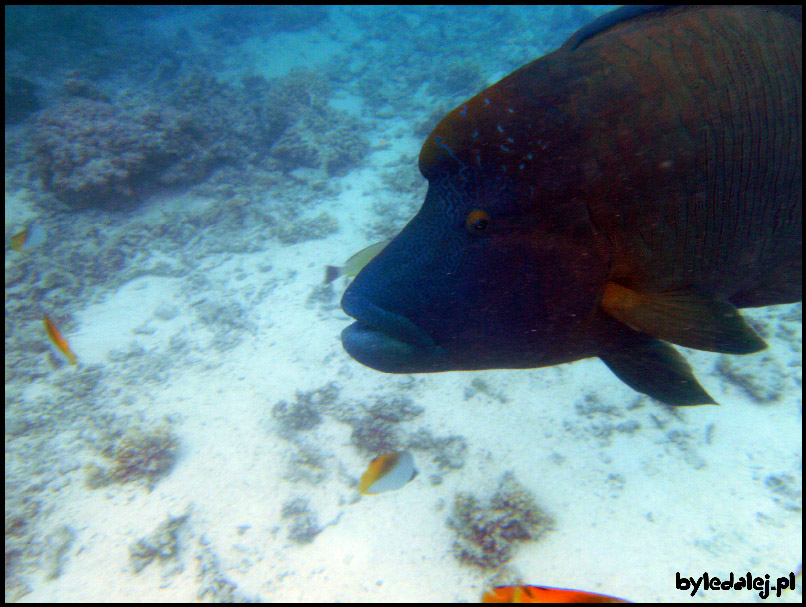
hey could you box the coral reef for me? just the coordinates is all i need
[30,62,369,211]
[5,75,41,124]
[272,211,339,245]
[716,354,786,403]
[284,446,328,485]
[129,511,189,574]
[5,491,43,601]
[34,99,203,207]
[426,60,486,99]
[194,299,256,352]
[562,393,643,447]
[202,6,328,44]
[367,396,424,422]
[271,5,329,32]
[42,525,76,580]
[281,498,321,544]
[351,417,403,454]
[763,473,801,512]
[463,377,510,404]
[270,107,369,177]
[272,398,323,434]
[347,395,425,454]
[447,472,553,569]
[89,424,179,489]
[291,383,342,414]
[306,282,336,310]
[407,429,467,472]
[196,542,256,601]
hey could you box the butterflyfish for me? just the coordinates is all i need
[9,223,46,253]
[359,450,417,495]
[43,313,78,365]
[325,240,390,284]
[482,585,629,603]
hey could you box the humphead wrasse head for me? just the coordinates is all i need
[341,67,614,375]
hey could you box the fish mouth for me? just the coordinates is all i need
[341,290,446,373]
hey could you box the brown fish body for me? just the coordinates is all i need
[425,6,801,309]
[563,6,801,307]
[342,6,801,406]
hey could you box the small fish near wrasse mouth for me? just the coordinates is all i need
[325,240,390,284]
[339,6,802,406]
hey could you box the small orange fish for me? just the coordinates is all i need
[482,585,629,603]
[10,229,28,251]
[43,313,78,365]
[9,223,45,252]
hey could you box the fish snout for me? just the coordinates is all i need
[340,288,445,373]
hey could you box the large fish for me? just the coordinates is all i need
[341,6,802,406]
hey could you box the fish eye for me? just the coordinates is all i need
[465,209,490,234]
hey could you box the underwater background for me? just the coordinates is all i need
[5,6,801,602]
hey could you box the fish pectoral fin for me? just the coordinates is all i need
[600,337,717,406]
[600,282,768,354]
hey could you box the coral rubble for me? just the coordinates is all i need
[447,472,553,569]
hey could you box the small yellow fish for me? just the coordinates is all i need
[9,223,46,253]
[325,240,390,283]
[43,313,78,365]
[359,451,417,495]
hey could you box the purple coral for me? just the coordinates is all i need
[34,98,202,207]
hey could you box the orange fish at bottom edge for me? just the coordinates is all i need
[482,585,629,603]
[43,313,78,365]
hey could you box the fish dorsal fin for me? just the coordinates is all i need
[600,282,768,354]
[564,6,801,53]
[563,5,677,51]
[600,337,716,406]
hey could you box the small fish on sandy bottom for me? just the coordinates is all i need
[359,450,417,495]
[482,585,629,603]
[9,223,46,253]
[43,312,78,365]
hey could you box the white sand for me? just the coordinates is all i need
[11,169,802,602]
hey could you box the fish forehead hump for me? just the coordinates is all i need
[419,5,801,306]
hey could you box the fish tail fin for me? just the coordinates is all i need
[325,265,342,283]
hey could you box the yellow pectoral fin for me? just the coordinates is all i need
[600,282,767,354]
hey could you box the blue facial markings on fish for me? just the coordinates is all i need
[434,135,464,168]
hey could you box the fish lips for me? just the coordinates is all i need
[341,291,446,373]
